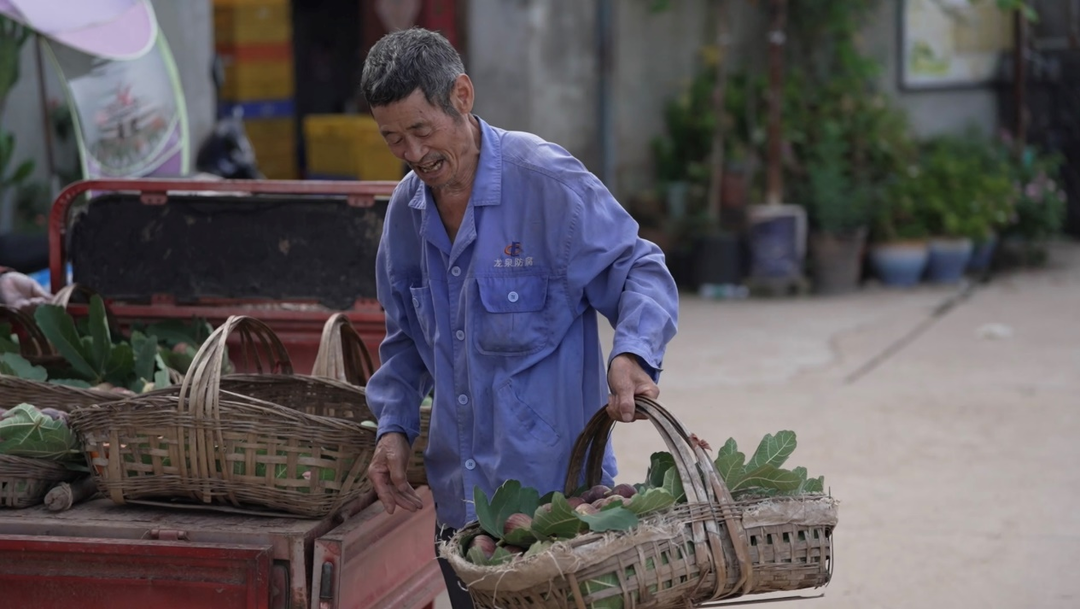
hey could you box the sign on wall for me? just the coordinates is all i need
[899,0,1015,90]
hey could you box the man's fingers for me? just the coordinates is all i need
[370,471,398,515]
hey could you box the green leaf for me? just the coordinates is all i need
[745,431,797,472]
[47,378,92,388]
[0,403,79,460]
[625,487,676,516]
[524,540,552,558]
[473,480,538,541]
[647,451,675,489]
[10,158,33,183]
[130,331,158,381]
[0,352,47,381]
[662,467,686,504]
[490,546,516,565]
[87,295,112,372]
[145,319,211,347]
[532,493,582,540]
[34,304,97,381]
[538,490,557,505]
[0,323,18,354]
[576,505,639,533]
[102,343,134,385]
[466,545,491,566]
[717,437,739,458]
[730,465,802,493]
[504,521,539,547]
[714,450,747,488]
[804,476,825,494]
[154,367,171,389]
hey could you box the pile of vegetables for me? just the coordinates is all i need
[0,295,216,395]
[462,431,825,566]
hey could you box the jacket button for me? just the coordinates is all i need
[507,291,519,303]
[465,459,476,470]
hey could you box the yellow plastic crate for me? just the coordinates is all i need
[258,150,299,180]
[220,57,294,103]
[244,117,297,178]
[214,0,292,46]
[303,115,404,180]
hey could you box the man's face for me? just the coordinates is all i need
[372,81,475,191]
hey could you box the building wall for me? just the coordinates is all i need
[466,0,1005,202]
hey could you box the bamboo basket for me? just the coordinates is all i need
[441,397,837,608]
[0,455,79,508]
[68,315,378,518]
[311,313,430,487]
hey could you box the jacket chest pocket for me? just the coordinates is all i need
[473,274,550,356]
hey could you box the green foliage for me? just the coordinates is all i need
[30,297,173,392]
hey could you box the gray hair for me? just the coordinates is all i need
[360,28,465,117]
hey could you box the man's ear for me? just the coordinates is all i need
[451,74,474,115]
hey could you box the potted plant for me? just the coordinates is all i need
[999,141,1068,267]
[919,137,1013,283]
[870,166,932,287]
[803,120,871,294]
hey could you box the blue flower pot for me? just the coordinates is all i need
[966,235,998,272]
[870,242,929,287]
[927,238,974,284]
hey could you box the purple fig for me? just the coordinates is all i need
[469,534,497,559]
[580,484,611,504]
[566,496,585,509]
[574,503,598,516]
[503,545,525,556]
[594,495,627,509]
[503,513,533,537]
[39,408,68,423]
[611,484,637,499]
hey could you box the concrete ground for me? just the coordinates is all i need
[436,240,1080,609]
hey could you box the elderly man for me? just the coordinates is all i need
[359,28,679,608]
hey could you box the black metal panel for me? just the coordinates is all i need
[68,193,388,310]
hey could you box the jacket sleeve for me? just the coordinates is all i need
[564,175,679,382]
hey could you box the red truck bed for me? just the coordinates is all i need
[0,487,442,609]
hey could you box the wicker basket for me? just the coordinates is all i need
[0,291,136,411]
[0,455,79,508]
[311,313,430,487]
[68,315,379,518]
[441,397,837,608]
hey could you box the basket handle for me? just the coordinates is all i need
[177,315,293,505]
[0,305,55,359]
[311,313,376,385]
[564,396,757,601]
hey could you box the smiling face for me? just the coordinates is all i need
[372,75,481,194]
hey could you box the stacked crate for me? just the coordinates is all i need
[302,115,405,181]
[213,0,297,179]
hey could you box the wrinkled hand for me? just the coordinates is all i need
[606,353,658,423]
[368,432,423,515]
[0,272,50,311]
